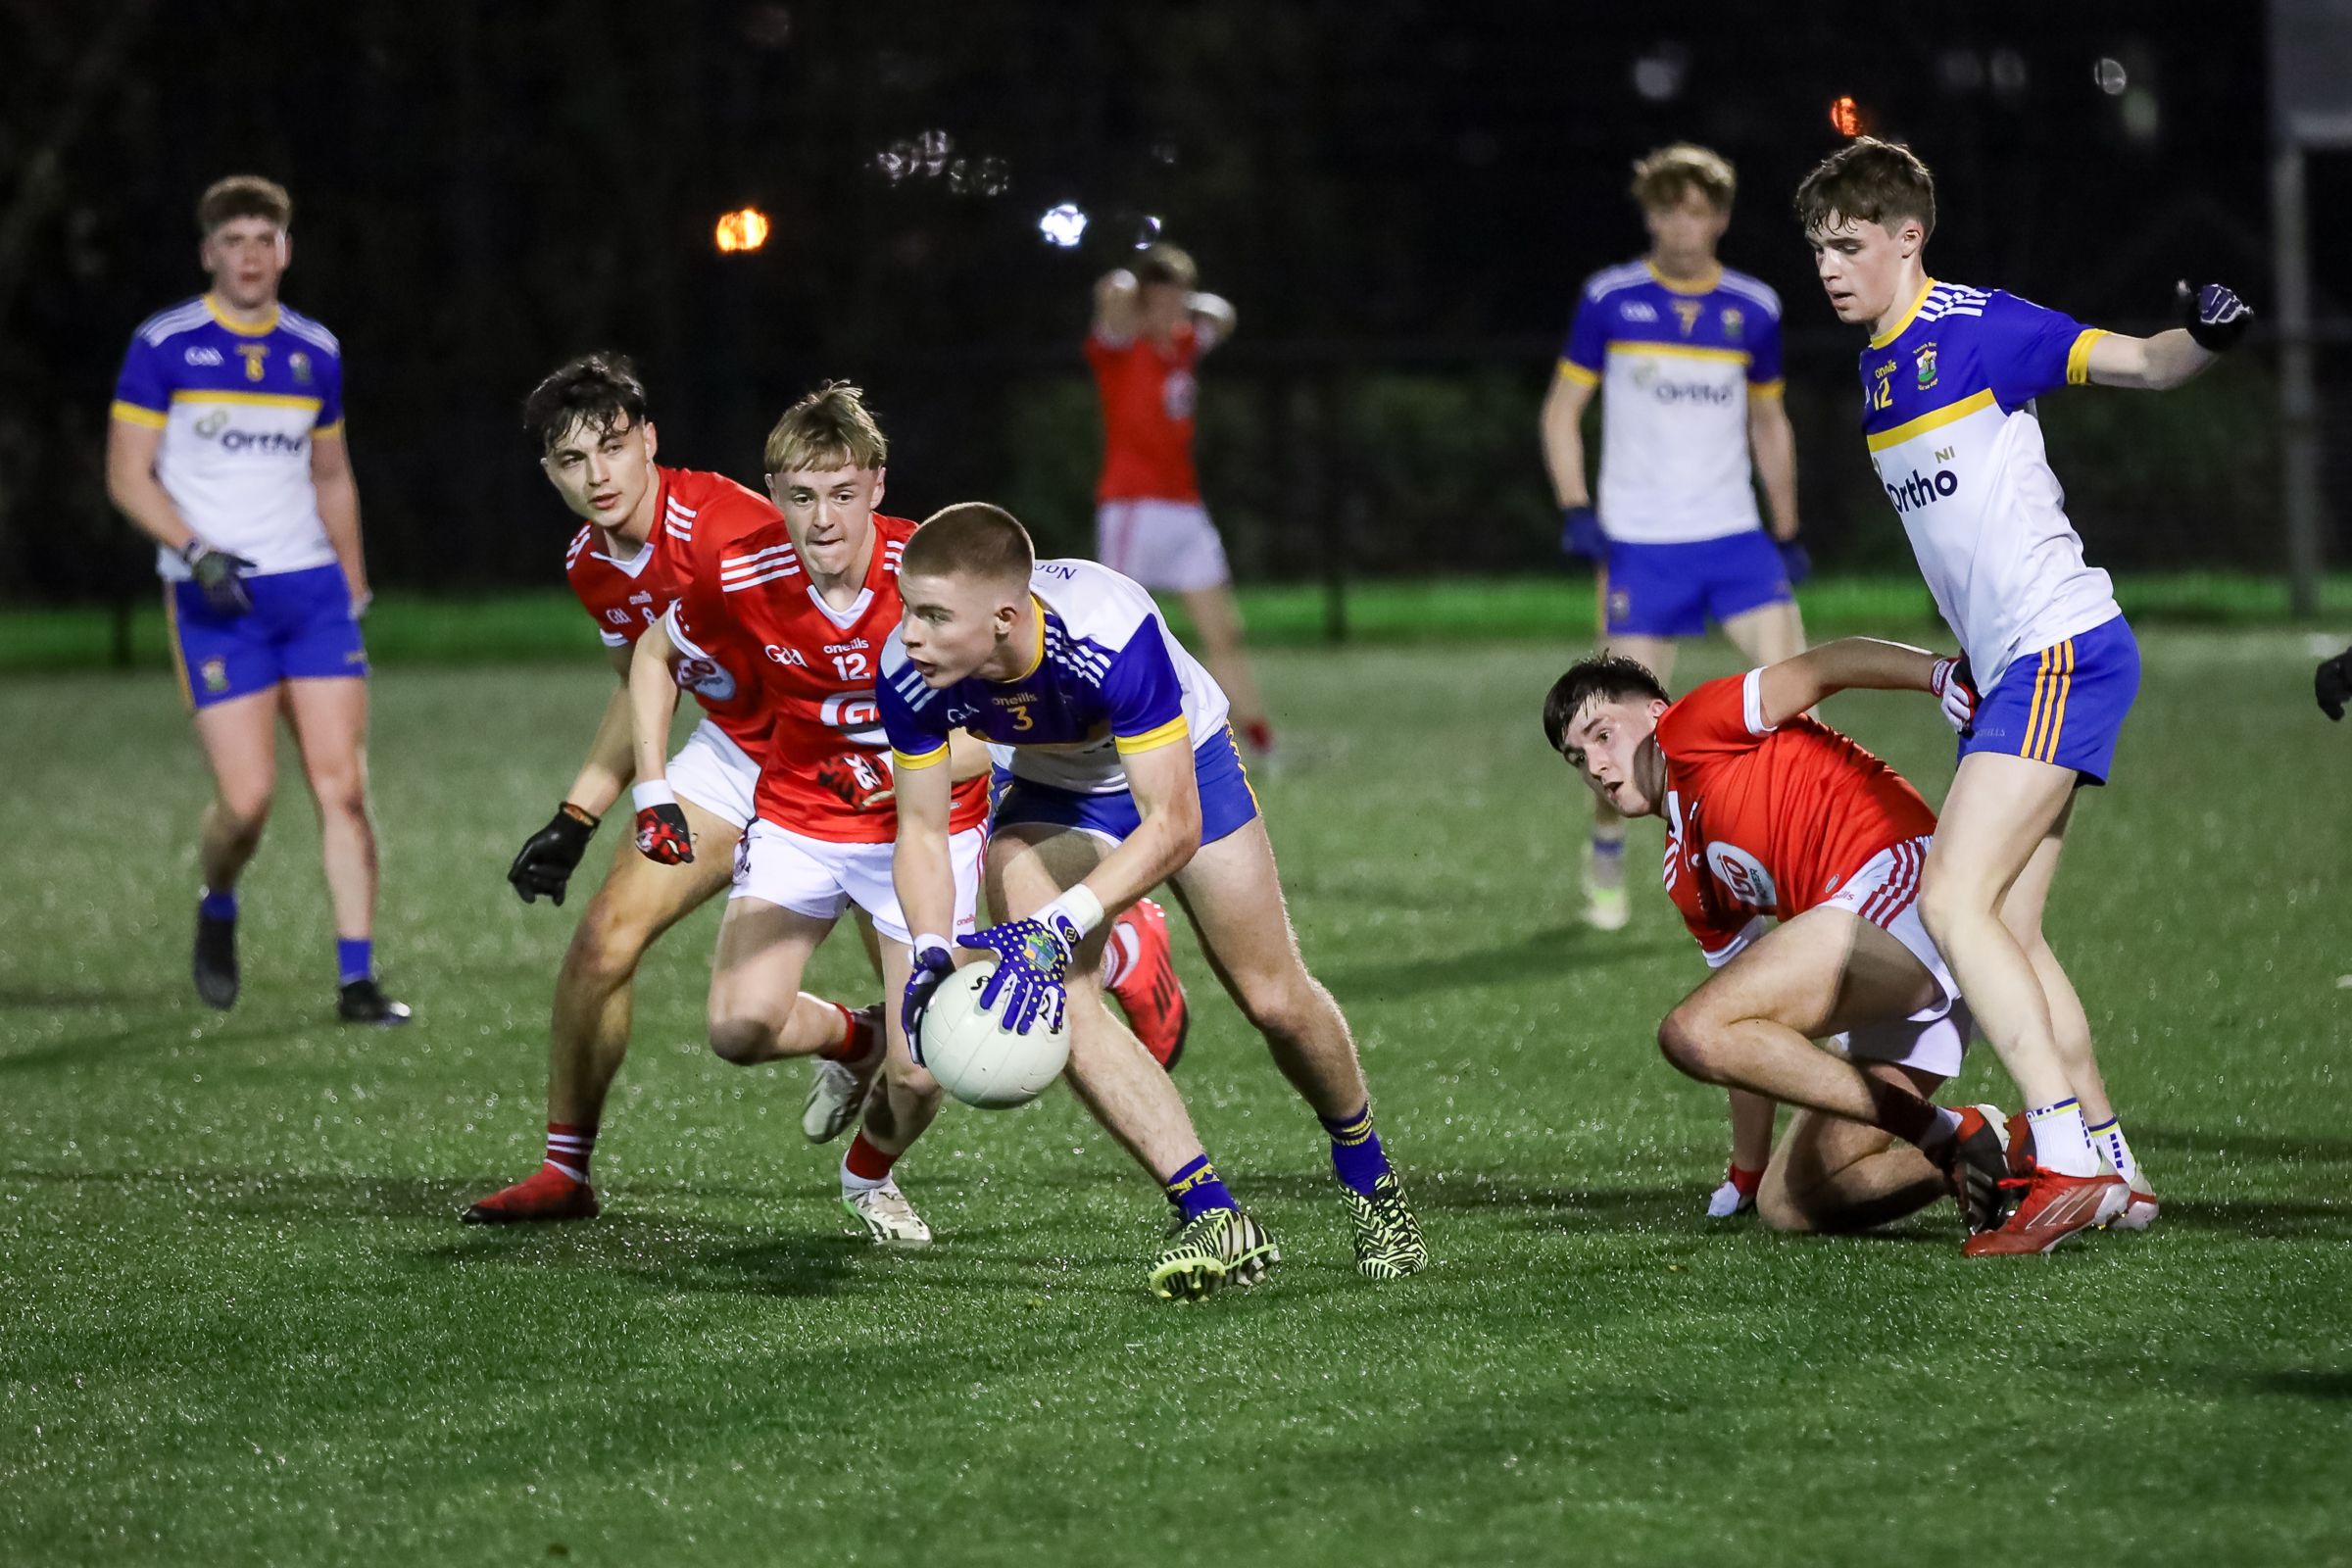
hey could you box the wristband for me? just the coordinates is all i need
[560,803,600,829]
[912,932,952,959]
[631,780,677,811]
[1039,886,1105,944]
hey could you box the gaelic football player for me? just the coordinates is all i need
[2317,645,2350,719]
[879,505,1428,1298]
[1088,244,1276,760]
[1545,642,2032,1240]
[1542,143,1806,959]
[1791,138,2242,1249]
[467,356,827,1222]
[105,175,406,1026]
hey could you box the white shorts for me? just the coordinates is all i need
[729,820,986,947]
[668,718,760,830]
[1823,836,1971,1080]
[1095,499,1231,593]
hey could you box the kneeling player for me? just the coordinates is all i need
[881,505,1428,1297]
[1543,640,2115,1247]
[626,384,997,1242]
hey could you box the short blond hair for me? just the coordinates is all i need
[763,381,888,475]
[197,174,291,235]
[1631,144,1736,214]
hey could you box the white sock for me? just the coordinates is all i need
[2027,1099,2099,1177]
[840,1155,890,1195]
[1101,921,1136,990]
[2085,1115,2140,1187]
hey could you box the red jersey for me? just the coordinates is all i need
[1086,322,1211,503]
[564,466,775,753]
[670,513,989,843]
[1656,670,1938,959]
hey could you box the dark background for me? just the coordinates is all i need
[1,0,2339,606]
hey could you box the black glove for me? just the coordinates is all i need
[1559,505,1604,563]
[181,541,258,616]
[1777,536,1812,587]
[508,804,599,905]
[2177,281,2253,354]
[2318,646,2352,722]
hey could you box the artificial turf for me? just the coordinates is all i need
[2,625,2348,1565]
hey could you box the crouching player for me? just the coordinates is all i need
[622,384,1009,1241]
[469,356,844,1223]
[880,505,1428,1297]
[1544,640,2070,1244]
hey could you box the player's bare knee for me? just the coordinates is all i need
[706,1015,772,1066]
[1232,968,1326,1048]
[1755,1181,1817,1234]
[1656,1004,1726,1083]
[883,1052,942,1107]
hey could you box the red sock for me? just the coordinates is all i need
[1727,1162,1764,1197]
[818,1003,874,1061]
[1243,718,1275,753]
[547,1122,596,1183]
[843,1131,898,1187]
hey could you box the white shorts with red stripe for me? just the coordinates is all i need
[1822,835,1970,1079]
[1094,499,1231,593]
[730,820,985,948]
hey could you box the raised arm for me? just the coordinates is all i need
[1752,636,1945,731]
[2084,281,2253,392]
[1189,290,1237,350]
[1092,270,1141,342]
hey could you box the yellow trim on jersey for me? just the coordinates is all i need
[1645,260,1724,296]
[1007,597,1048,681]
[204,295,281,336]
[171,390,322,411]
[2066,328,2107,386]
[893,745,949,771]
[110,400,168,428]
[1113,715,1191,756]
[1869,277,1938,350]
[1747,378,1786,398]
[1608,341,1750,366]
[314,419,346,439]
[1556,359,1600,386]
[1864,387,1996,453]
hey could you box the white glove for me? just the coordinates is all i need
[1930,656,1979,735]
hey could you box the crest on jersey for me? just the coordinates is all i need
[289,352,313,385]
[1914,342,1938,390]
[1704,842,1779,912]
[1720,307,1744,341]
[1671,299,1705,337]
[236,343,270,382]
[1161,368,1197,420]
[200,658,229,693]
[673,656,737,702]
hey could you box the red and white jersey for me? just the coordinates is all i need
[668,513,989,843]
[564,466,775,753]
[1656,669,1938,959]
[1087,321,1216,504]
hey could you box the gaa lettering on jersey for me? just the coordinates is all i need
[1857,279,2122,688]
[1558,261,1784,545]
[112,294,346,581]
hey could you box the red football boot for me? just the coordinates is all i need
[462,1164,601,1225]
[1108,898,1190,1071]
[1962,1165,2128,1256]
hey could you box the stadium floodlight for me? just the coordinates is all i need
[1039,202,1089,248]
[714,208,770,253]
[1829,95,1865,136]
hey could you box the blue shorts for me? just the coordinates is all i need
[169,563,368,710]
[991,726,1261,848]
[1603,531,1791,641]
[1958,615,2139,786]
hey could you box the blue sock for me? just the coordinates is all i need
[1590,835,1625,867]
[1163,1154,1236,1221]
[336,938,372,986]
[1321,1103,1393,1197]
[199,889,238,922]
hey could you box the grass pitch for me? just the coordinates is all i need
[3,624,2349,1565]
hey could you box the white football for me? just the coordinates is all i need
[916,957,1071,1108]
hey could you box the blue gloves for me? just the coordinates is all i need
[1559,505,1605,564]
[1777,536,1812,587]
[2178,281,2252,354]
[902,941,956,1058]
[956,915,1078,1036]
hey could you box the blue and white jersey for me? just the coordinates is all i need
[1559,260,1784,544]
[111,294,345,581]
[1858,280,2122,689]
[878,558,1230,796]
